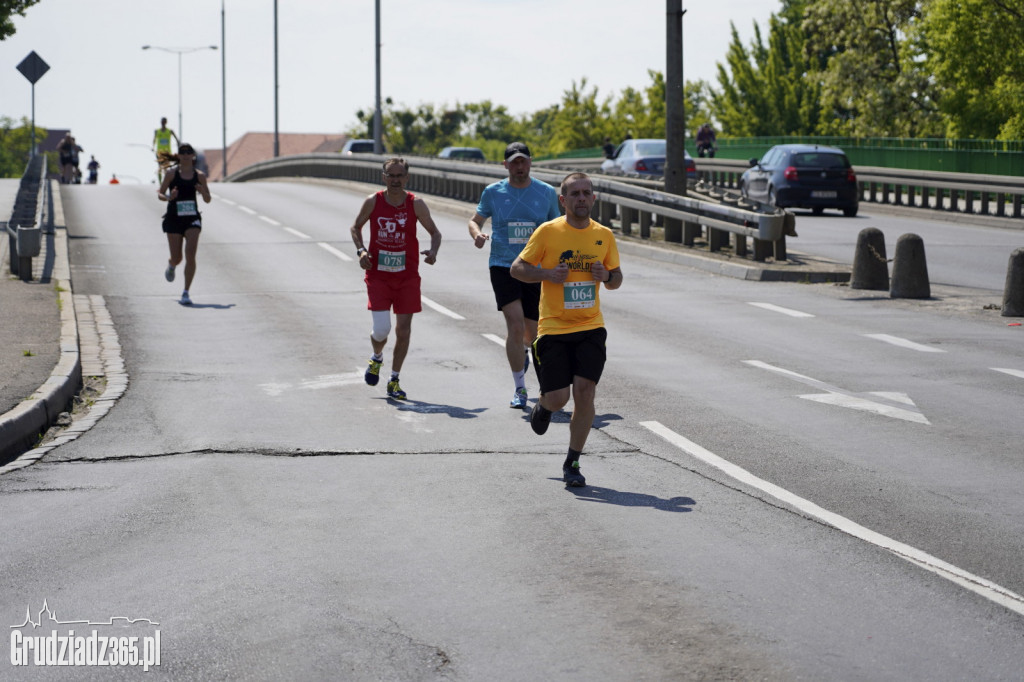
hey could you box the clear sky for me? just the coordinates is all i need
[1,0,780,184]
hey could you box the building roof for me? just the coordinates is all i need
[204,132,349,181]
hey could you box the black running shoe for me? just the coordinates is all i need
[563,462,586,487]
[530,402,551,435]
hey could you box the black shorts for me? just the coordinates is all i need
[533,327,607,393]
[490,266,540,320]
[162,216,202,235]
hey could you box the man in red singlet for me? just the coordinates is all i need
[349,157,442,400]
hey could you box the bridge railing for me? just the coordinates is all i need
[227,153,792,262]
[5,154,48,281]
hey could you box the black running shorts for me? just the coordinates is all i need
[533,327,608,393]
[490,266,540,321]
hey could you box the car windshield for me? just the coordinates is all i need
[792,152,848,168]
[634,141,666,156]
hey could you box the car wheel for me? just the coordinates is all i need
[843,205,858,217]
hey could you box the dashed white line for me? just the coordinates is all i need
[237,205,258,215]
[283,227,311,239]
[992,367,1024,379]
[863,333,946,353]
[748,302,815,318]
[482,333,504,346]
[640,420,1024,617]
[422,296,465,320]
[219,197,236,206]
[317,242,352,261]
[259,215,281,226]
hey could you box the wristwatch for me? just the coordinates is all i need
[356,247,368,257]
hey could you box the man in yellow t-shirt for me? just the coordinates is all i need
[152,117,179,180]
[510,172,623,487]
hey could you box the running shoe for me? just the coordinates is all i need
[179,291,192,306]
[563,462,586,487]
[165,262,176,282]
[530,401,551,435]
[364,358,382,386]
[510,387,528,409]
[386,379,407,400]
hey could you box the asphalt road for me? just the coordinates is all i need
[2,181,1022,680]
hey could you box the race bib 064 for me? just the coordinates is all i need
[563,280,596,309]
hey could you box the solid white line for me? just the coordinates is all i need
[237,205,257,215]
[421,296,465,320]
[283,227,310,239]
[639,420,1024,617]
[864,333,946,353]
[317,242,352,261]
[992,367,1024,380]
[482,333,504,346]
[748,302,815,318]
[259,215,281,226]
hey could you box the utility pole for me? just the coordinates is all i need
[374,0,383,154]
[665,0,693,243]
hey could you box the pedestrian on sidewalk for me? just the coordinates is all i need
[349,157,442,400]
[510,172,623,487]
[157,143,210,306]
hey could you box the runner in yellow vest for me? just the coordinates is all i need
[152,117,180,181]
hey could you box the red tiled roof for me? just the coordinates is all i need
[204,132,349,181]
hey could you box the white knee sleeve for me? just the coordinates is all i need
[371,310,392,343]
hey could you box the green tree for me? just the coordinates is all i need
[803,0,940,137]
[0,116,49,178]
[546,78,613,155]
[0,0,39,41]
[918,0,1024,139]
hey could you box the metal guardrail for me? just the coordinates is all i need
[5,154,48,282]
[228,153,792,261]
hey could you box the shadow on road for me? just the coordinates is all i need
[390,398,488,419]
[563,485,696,512]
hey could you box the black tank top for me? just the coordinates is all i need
[168,169,200,220]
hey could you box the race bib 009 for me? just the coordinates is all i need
[507,221,537,245]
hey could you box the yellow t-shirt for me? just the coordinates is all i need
[518,216,620,337]
[153,128,175,153]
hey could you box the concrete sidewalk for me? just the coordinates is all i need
[0,178,80,465]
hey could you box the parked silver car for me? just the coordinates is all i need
[600,138,696,178]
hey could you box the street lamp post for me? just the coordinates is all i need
[141,44,218,141]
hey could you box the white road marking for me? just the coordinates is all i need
[259,215,280,226]
[864,333,946,353]
[317,242,353,261]
[283,227,310,239]
[748,302,815,318]
[745,360,930,424]
[259,372,365,396]
[422,296,465,320]
[482,333,504,346]
[237,205,257,215]
[992,367,1024,380]
[640,421,1024,617]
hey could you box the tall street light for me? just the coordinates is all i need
[141,44,218,141]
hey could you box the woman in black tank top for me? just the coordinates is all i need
[157,143,211,305]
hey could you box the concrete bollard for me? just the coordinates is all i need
[1002,248,1024,317]
[890,233,930,299]
[851,227,889,290]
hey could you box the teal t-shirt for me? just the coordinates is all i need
[476,178,561,268]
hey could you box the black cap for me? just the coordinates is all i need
[504,142,531,161]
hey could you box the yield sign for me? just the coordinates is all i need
[745,360,930,425]
[17,51,49,84]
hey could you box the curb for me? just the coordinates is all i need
[0,181,80,467]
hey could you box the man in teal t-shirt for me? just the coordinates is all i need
[468,142,561,410]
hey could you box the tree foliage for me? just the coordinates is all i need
[0,0,39,41]
[0,116,50,178]
[917,0,1024,139]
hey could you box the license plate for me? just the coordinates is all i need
[811,190,837,198]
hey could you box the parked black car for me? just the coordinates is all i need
[740,144,859,216]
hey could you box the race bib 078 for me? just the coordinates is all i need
[377,249,406,273]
